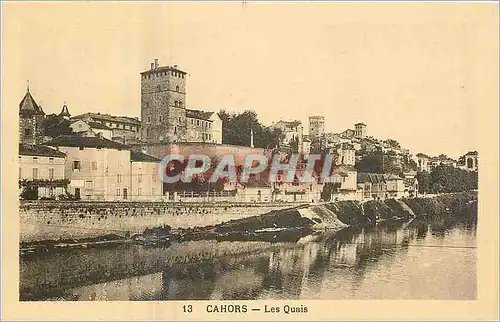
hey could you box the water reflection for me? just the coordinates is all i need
[26,215,476,301]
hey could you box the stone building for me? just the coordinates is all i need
[186,109,223,144]
[140,59,222,144]
[270,120,304,152]
[309,115,325,139]
[19,86,45,145]
[140,60,187,143]
[70,120,113,139]
[71,112,141,142]
[357,172,405,200]
[416,153,431,172]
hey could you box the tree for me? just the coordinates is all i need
[384,139,401,149]
[43,114,74,138]
[218,110,283,148]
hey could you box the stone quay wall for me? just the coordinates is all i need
[19,201,297,243]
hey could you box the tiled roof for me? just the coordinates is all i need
[465,151,478,156]
[72,113,141,125]
[131,151,161,163]
[45,135,130,150]
[19,144,66,158]
[88,121,112,130]
[416,153,430,158]
[357,172,402,184]
[141,65,187,75]
[19,90,44,116]
[186,109,214,121]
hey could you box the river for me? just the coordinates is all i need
[20,214,476,301]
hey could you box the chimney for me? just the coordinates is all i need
[173,64,178,68]
[150,62,155,70]
[154,59,159,68]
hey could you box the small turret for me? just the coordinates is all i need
[59,102,71,120]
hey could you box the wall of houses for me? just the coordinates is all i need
[130,161,163,201]
[57,146,132,201]
[19,154,66,198]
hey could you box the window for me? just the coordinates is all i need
[152,188,156,195]
[152,173,157,182]
[138,187,142,196]
[147,117,151,123]
[73,161,81,171]
[116,188,121,196]
[117,159,123,167]
[85,180,94,190]
[191,119,194,125]
[91,161,97,170]
[178,101,183,108]
[49,157,54,164]
[32,157,38,163]
[49,168,54,180]
[24,128,32,137]
[159,116,163,123]
[32,168,38,180]
[176,85,179,92]
[208,123,211,128]
[178,117,182,122]
[79,146,84,150]
[157,85,161,91]
[117,174,122,183]
[19,167,21,179]
[174,101,178,107]
[138,174,142,183]
[197,120,200,126]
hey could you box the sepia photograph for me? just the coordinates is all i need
[1,1,499,321]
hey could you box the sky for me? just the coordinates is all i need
[2,2,498,159]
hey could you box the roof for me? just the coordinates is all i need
[141,65,187,75]
[403,178,418,186]
[334,165,357,173]
[131,150,161,163]
[465,151,478,156]
[88,121,112,130]
[416,153,430,158]
[357,172,402,184]
[19,90,44,116]
[59,104,70,117]
[186,109,214,121]
[354,122,366,126]
[19,144,66,158]
[242,176,271,188]
[72,113,141,126]
[45,135,130,150]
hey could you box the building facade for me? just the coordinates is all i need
[19,144,67,199]
[46,135,133,201]
[186,109,223,144]
[130,151,163,201]
[309,116,325,139]
[19,87,45,145]
[141,60,187,143]
[416,153,431,172]
[71,112,141,142]
[70,120,113,139]
[270,120,304,152]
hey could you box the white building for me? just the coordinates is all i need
[18,144,67,199]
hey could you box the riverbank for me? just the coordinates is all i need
[20,192,477,252]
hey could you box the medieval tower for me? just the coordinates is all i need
[140,59,187,143]
[19,85,45,145]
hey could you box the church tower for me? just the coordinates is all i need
[19,84,45,145]
[140,59,187,143]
